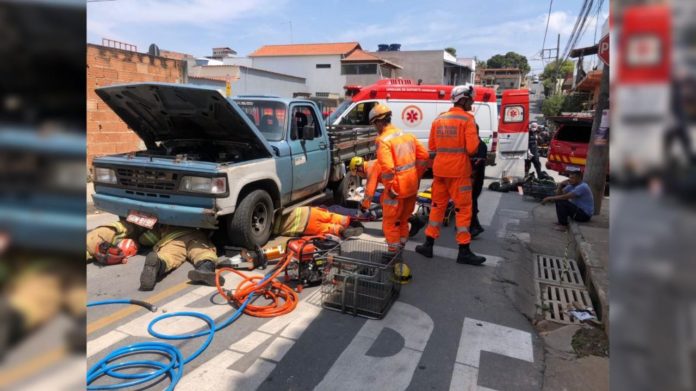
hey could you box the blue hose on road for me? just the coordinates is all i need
[86,272,272,390]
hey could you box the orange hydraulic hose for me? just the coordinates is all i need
[215,252,299,318]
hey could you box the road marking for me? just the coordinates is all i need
[178,297,323,391]
[87,330,129,358]
[450,318,533,391]
[315,302,434,391]
[359,232,502,266]
[87,281,191,335]
[0,346,66,389]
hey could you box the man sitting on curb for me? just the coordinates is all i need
[541,171,594,230]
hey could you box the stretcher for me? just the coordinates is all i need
[415,188,455,226]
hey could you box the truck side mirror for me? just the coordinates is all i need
[302,125,315,141]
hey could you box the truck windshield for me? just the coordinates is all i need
[234,100,287,141]
[327,99,352,125]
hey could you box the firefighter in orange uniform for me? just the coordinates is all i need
[361,104,429,251]
[415,84,486,265]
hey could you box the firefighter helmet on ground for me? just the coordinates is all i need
[393,262,412,284]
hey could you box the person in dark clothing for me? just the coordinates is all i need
[541,171,594,230]
[525,123,543,177]
[470,124,487,238]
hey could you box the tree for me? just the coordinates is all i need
[541,94,565,117]
[476,60,487,70]
[541,59,574,95]
[445,47,457,57]
[485,51,531,75]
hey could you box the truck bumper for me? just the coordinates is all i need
[93,193,219,229]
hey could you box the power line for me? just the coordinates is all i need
[540,0,554,65]
[553,0,593,77]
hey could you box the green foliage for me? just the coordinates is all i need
[561,93,587,112]
[476,60,487,69]
[542,94,565,117]
[541,59,575,93]
[485,51,531,75]
[445,47,457,57]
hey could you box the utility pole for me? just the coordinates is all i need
[583,64,610,214]
[556,34,560,63]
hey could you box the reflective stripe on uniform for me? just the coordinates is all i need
[156,229,192,249]
[437,147,467,153]
[428,221,441,227]
[459,185,472,192]
[289,208,305,236]
[387,242,403,249]
[457,226,469,233]
[383,198,399,206]
[439,114,470,121]
[382,131,403,143]
[381,173,395,180]
[395,162,416,172]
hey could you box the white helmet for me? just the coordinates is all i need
[450,84,475,103]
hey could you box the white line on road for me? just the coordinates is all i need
[450,318,533,391]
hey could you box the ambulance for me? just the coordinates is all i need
[328,79,503,165]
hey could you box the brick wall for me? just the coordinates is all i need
[86,44,186,167]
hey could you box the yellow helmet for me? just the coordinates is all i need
[368,103,392,124]
[349,156,364,174]
[393,262,412,284]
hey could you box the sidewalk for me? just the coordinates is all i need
[524,198,610,391]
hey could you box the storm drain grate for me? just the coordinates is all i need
[538,284,593,325]
[534,254,585,287]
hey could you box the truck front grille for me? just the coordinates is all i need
[116,168,179,192]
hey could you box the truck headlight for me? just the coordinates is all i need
[94,167,117,184]
[179,176,227,194]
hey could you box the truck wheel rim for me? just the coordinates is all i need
[252,203,268,233]
[346,175,359,200]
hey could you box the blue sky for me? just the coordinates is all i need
[87,0,608,73]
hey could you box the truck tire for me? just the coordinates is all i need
[227,189,273,248]
[333,173,361,206]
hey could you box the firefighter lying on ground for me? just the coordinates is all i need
[86,220,223,291]
[273,206,364,238]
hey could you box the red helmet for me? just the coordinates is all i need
[117,238,138,258]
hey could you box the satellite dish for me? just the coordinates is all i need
[148,44,160,57]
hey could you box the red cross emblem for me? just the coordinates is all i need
[401,105,423,127]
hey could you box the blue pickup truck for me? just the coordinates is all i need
[91,83,376,248]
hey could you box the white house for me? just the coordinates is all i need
[248,42,401,97]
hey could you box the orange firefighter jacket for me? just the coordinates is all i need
[428,107,480,178]
[375,124,430,198]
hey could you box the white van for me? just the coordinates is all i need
[328,79,500,165]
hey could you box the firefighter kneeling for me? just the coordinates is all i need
[86,221,223,291]
[415,84,486,265]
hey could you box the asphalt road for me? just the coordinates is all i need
[86,167,556,391]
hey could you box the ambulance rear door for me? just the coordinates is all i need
[497,89,530,159]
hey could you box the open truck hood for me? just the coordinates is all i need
[95,83,273,157]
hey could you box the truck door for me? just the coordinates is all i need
[497,89,529,159]
[288,104,330,201]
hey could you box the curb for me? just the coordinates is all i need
[569,221,609,334]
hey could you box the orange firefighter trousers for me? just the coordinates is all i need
[424,176,473,244]
[381,193,417,250]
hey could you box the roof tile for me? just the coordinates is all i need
[249,42,360,57]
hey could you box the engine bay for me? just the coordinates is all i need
[137,139,262,163]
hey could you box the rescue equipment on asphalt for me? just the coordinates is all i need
[393,262,412,284]
[93,241,129,266]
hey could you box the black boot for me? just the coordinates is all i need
[139,252,167,291]
[415,236,434,258]
[341,221,364,238]
[408,215,426,237]
[188,260,224,287]
[456,244,486,265]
